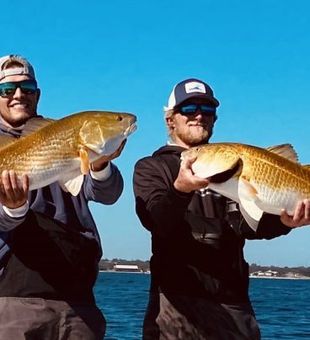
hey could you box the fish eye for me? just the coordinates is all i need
[116,116,123,121]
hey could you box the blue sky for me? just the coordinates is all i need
[3,0,309,266]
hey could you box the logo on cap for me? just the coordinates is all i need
[185,81,206,94]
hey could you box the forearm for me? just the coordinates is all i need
[148,187,192,237]
[245,213,291,240]
[0,205,27,231]
[83,163,124,204]
[134,158,192,237]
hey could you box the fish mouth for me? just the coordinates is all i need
[125,122,137,137]
[208,160,242,183]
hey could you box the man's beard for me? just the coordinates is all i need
[176,126,213,147]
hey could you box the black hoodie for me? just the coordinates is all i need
[134,145,291,303]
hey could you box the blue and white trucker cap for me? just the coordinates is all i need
[0,55,36,81]
[165,78,219,111]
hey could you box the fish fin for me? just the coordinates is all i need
[21,116,55,136]
[58,174,84,196]
[79,119,125,156]
[238,177,258,199]
[266,144,299,163]
[239,204,261,231]
[79,147,90,174]
[208,178,240,203]
[238,178,263,231]
[0,135,17,148]
[79,120,104,154]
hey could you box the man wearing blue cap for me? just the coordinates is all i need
[133,78,310,339]
[0,54,125,339]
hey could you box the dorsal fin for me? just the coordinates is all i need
[21,116,54,136]
[266,144,299,163]
[0,135,17,149]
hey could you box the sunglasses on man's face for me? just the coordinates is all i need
[176,103,216,116]
[0,80,38,98]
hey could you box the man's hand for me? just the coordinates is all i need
[90,140,127,172]
[280,199,310,228]
[174,155,209,193]
[0,170,29,209]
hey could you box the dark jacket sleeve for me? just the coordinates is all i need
[133,157,192,237]
[83,163,123,205]
[239,212,292,240]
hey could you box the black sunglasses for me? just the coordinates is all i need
[0,80,38,98]
[176,103,216,116]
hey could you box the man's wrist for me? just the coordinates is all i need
[90,162,112,180]
[90,161,108,172]
[3,201,29,218]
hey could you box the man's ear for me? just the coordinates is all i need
[166,116,175,129]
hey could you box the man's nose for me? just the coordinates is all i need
[194,109,203,120]
[12,87,23,98]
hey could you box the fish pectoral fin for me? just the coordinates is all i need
[266,144,299,163]
[239,203,262,232]
[238,178,263,231]
[59,174,84,196]
[79,147,90,175]
[79,120,105,154]
[238,178,258,200]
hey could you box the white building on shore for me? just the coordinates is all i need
[113,264,141,272]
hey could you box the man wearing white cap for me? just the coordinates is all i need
[0,55,125,339]
[133,78,310,339]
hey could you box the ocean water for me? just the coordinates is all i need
[94,272,147,339]
[94,272,310,339]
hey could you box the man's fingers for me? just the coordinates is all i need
[22,174,29,193]
[292,201,303,222]
[304,199,310,220]
[280,199,310,228]
[9,170,19,191]
[2,170,14,197]
[280,209,291,226]
[0,171,29,208]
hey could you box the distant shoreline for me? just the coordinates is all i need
[250,275,310,280]
[99,271,310,279]
[99,260,310,279]
[99,270,150,274]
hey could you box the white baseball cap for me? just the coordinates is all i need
[165,78,219,111]
[0,55,36,81]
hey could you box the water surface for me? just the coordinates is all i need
[94,272,310,339]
